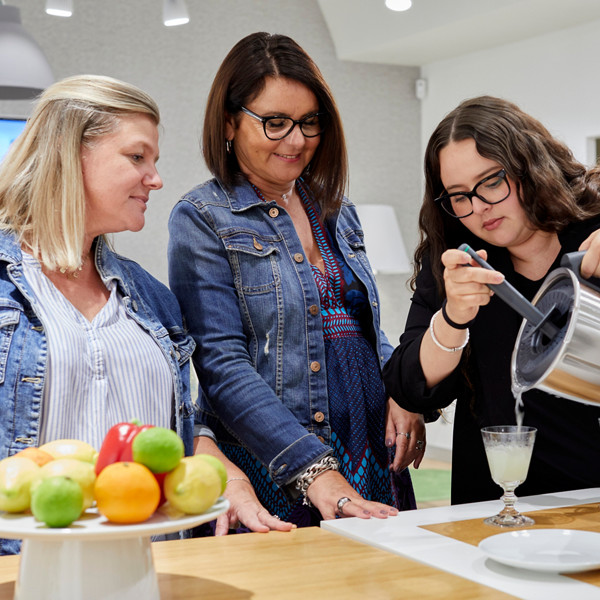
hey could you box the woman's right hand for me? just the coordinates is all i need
[441,248,504,325]
[306,470,399,520]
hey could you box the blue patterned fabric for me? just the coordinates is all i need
[218,183,415,526]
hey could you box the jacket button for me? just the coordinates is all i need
[253,237,263,250]
[317,436,325,443]
[131,299,138,312]
[269,207,279,218]
[314,411,325,423]
[372,301,378,308]
[348,253,355,258]
[309,304,319,315]
[294,253,304,263]
[310,361,321,372]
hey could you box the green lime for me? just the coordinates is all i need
[31,476,84,528]
[195,454,227,494]
[132,427,184,474]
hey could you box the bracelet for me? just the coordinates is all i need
[226,477,252,486]
[295,455,340,506]
[429,310,469,353]
[441,299,474,330]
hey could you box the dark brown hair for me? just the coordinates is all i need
[414,95,600,292]
[203,32,348,217]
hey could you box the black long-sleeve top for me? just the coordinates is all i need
[383,218,600,504]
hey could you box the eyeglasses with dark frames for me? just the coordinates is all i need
[434,169,511,219]
[240,106,326,141]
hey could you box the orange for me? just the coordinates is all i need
[14,447,54,467]
[94,462,160,524]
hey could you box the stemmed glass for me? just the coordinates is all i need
[481,425,537,527]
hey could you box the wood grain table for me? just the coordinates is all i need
[0,526,516,599]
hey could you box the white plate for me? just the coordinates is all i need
[479,529,600,573]
[0,497,228,541]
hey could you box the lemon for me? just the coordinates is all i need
[31,476,83,527]
[38,439,98,464]
[35,458,96,510]
[164,455,221,514]
[0,456,41,512]
[132,427,184,474]
[194,454,227,494]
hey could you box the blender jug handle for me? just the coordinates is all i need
[560,251,600,293]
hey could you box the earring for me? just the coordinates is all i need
[226,139,232,154]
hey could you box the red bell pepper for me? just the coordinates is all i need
[95,420,153,475]
[95,419,167,506]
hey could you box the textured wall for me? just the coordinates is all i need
[1,0,421,345]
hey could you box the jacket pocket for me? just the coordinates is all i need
[223,231,280,294]
[0,304,21,384]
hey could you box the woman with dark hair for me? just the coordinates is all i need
[383,95,600,505]
[168,32,422,526]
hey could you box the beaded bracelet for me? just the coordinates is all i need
[429,310,469,353]
[441,299,474,330]
[295,455,340,506]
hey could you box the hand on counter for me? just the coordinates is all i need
[306,470,399,520]
[217,478,295,535]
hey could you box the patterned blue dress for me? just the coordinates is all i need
[221,184,415,528]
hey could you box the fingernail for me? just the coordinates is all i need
[493,273,504,283]
[379,509,388,515]
[385,438,394,447]
[363,510,371,515]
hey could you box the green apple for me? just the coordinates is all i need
[35,458,96,510]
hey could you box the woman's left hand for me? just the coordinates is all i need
[578,230,600,278]
[385,399,426,472]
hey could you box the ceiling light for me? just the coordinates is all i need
[0,4,54,99]
[45,0,73,18]
[163,0,189,26]
[385,0,412,11]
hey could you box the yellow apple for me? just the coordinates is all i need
[38,439,98,464]
[0,456,41,512]
[164,455,221,514]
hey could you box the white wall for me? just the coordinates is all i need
[421,19,600,166]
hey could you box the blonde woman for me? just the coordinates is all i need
[0,75,291,554]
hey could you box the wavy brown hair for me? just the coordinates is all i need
[413,95,600,293]
[203,32,348,218]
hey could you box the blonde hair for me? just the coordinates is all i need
[0,74,160,271]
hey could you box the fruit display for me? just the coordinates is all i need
[0,422,225,528]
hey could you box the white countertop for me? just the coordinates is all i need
[321,487,600,600]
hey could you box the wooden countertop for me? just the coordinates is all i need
[0,526,516,599]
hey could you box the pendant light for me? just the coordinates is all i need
[163,0,189,26]
[45,0,73,18]
[0,4,54,99]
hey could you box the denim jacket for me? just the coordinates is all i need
[0,234,195,553]
[168,177,393,491]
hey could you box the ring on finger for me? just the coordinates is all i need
[336,496,352,516]
[396,432,410,440]
[415,440,425,451]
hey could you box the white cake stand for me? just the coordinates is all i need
[0,498,228,600]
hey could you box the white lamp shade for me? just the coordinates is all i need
[0,5,54,99]
[163,0,190,26]
[355,204,411,274]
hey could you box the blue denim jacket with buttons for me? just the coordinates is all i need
[168,177,394,492]
[0,233,196,554]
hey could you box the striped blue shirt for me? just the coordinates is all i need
[21,253,173,450]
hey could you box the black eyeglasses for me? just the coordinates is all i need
[240,106,326,141]
[434,169,511,219]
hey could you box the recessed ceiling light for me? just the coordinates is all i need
[385,0,412,11]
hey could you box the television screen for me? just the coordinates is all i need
[0,117,27,163]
